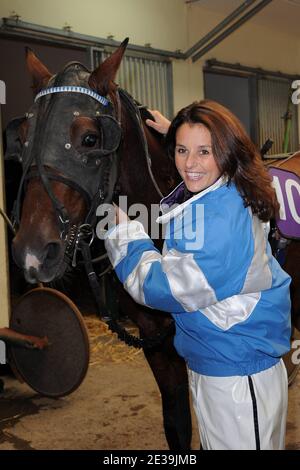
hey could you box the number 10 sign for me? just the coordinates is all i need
[269,167,300,239]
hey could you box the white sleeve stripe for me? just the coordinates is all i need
[124,251,161,306]
[104,221,150,268]
[162,248,217,312]
[241,211,272,294]
[201,292,261,330]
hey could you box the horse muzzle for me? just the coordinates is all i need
[12,237,65,284]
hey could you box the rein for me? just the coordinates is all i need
[10,79,173,350]
[79,87,174,350]
[117,89,164,198]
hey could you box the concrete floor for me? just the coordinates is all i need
[0,317,300,450]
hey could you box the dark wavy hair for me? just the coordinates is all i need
[165,100,279,222]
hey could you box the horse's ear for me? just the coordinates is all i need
[26,47,52,94]
[88,38,129,96]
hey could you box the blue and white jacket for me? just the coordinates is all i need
[104,176,291,377]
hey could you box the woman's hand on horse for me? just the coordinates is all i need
[146,110,171,135]
[113,203,130,225]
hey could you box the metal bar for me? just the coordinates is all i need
[166,63,174,119]
[205,59,300,81]
[192,0,274,62]
[0,208,16,235]
[89,46,105,69]
[0,99,10,330]
[133,57,139,101]
[144,60,150,108]
[0,18,185,60]
[155,63,161,112]
[263,152,294,159]
[0,23,88,51]
[137,58,142,103]
[0,327,49,349]
[159,63,164,111]
[118,56,125,90]
[88,47,94,70]
[185,0,256,58]
[125,56,131,92]
[140,59,145,106]
[249,75,259,143]
[161,63,166,116]
[149,61,155,109]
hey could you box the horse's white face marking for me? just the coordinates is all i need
[25,253,41,271]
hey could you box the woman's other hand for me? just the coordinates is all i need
[113,203,130,225]
[146,110,171,135]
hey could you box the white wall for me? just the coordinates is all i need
[181,2,300,111]
[1,0,300,113]
[0,0,187,51]
[187,3,300,74]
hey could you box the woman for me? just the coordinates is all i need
[104,100,291,450]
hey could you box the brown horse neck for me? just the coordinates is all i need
[117,99,178,204]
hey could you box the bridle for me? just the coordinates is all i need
[13,64,122,273]
[10,65,174,349]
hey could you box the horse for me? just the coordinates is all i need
[4,39,192,450]
[4,39,300,449]
[264,151,300,382]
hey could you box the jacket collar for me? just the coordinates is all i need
[156,175,228,224]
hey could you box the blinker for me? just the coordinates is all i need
[7,74,122,217]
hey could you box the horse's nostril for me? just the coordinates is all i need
[45,242,61,262]
[28,266,38,282]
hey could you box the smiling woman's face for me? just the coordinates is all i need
[175,123,221,193]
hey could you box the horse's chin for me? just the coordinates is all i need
[24,261,67,285]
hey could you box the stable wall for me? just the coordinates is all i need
[0,0,187,51]
[176,1,300,112]
[0,1,299,321]
[1,0,300,112]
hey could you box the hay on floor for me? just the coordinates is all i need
[84,315,144,365]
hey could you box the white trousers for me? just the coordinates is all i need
[188,360,288,450]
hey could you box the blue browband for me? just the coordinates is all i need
[34,86,109,106]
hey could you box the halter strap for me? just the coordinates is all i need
[35,86,109,106]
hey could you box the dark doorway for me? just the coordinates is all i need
[204,70,256,141]
[0,38,89,128]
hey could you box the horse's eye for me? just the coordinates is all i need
[82,134,98,147]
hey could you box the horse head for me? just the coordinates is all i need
[6,40,129,283]
[4,41,195,450]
